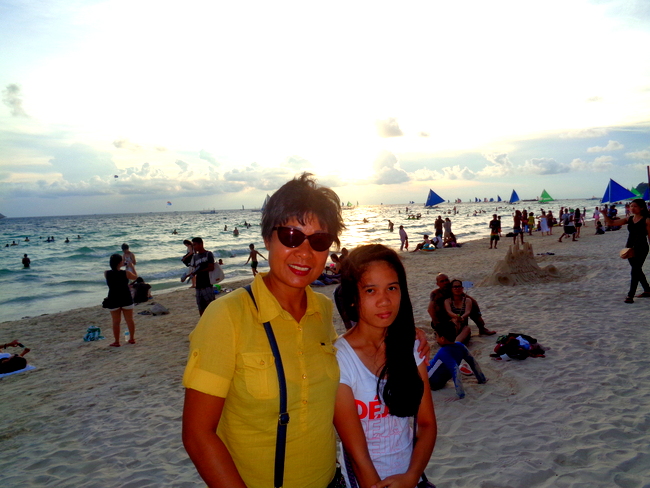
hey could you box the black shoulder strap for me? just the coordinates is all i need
[244,285,289,488]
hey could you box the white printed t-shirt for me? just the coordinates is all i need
[335,337,424,486]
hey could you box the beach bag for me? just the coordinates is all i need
[620,248,635,259]
[150,303,169,315]
[209,263,225,284]
[83,326,104,342]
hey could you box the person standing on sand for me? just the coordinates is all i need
[546,210,554,235]
[601,199,650,303]
[539,210,550,236]
[443,217,452,239]
[558,209,577,242]
[399,225,409,251]
[187,237,215,316]
[489,214,500,248]
[513,210,524,245]
[105,254,137,347]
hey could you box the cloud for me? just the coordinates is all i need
[442,165,476,180]
[2,84,28,117]
[284,155,311,170]
[587,140,624,152]
[113,138,142,151]
[560,128,609,139]
[411,168,444,181]
[586,96,603,102]
[48,143,118,182]
[570,157,614,172]
[625,148,650,161]
[199,149,218,165]
[155,146,167,152]
[418,131,430,138]
[376,118,404,138]
[175,159,190,172]
[521,158,570,175]
[478,153,514,177]
[223,164,296,191]
[371,151,410,184]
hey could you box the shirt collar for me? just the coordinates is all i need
[250,272,320,324]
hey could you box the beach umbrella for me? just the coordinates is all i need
[601,179,636,203]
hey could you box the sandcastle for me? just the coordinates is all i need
[479,241,559,286]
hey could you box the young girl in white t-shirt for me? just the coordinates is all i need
[334,244,437,488]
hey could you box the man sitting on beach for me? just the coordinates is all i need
[428,273,496,337]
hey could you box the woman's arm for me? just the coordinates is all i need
[461,298,472,321]
[601,210,628,227]
[126,270,137,281]
[444,298,455,320]
[333,384,382,488]
[374,362,437,488]
[645,217,650,242]
[182,388,246,488]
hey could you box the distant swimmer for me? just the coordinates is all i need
[224,225,227,231]
[65,237,70,243]
[22,254,30,268]
[77,235,81,239]
[172,229,178,235]
[10,241,17,246]
[388,220,394,232]
[233,227,239,237]
[363,218,369,223]
[24,237,29,242]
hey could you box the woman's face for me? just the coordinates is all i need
[264,214,331,294]
[451,281,464,296]
[356,260,401,331]
[630,202,641,214]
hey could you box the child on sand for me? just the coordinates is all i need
[244,243,266,276]
[427,322,487,399]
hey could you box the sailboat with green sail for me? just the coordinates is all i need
[539,189,554,204]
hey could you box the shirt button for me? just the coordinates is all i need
[302,400,307,405]
[298,326,303,331]
[298,351,303,355]
[302,374,307,379]
[260,360,265,365]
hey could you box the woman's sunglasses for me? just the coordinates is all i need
[273,226,335,252]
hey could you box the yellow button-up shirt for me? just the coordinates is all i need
[183,273,340,488]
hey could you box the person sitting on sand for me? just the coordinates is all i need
[411,234,434,252]
[595,220,605,235]
[443,233,461,248]
[443,279,473,345]
[428,273,496,338]
[131,277,152,304]
[0,340,31,374]
[244,243,267,276]
[427,322,487,399]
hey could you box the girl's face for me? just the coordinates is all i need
[356,260,401,331]
[630,202,641,215]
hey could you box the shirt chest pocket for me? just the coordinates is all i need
[320,343,340,381]
[240,353,278,400]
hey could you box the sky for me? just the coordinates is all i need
[1,0,650,218]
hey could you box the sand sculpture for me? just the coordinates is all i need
[479,241,559,286]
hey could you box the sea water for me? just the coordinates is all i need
[0,200,600,322]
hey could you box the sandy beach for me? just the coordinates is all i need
[2,225,650,487]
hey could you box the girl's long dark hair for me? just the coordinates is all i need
[339,244,423,417]
[632,198,650,218]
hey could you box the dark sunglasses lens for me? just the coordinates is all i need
[308,233,335,252]
[277,227,305,248]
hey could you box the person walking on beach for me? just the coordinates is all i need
[601,199,650,303]
[489,215,500,249]
[244,243,267,276]
[399,225,409,251]
[546,210,554,235]
[574,208,583,238]
[22,254,30,268]
[558,209,577,242]
[105,254,137,347]
[121,243,137,275]
[187,237,215,316]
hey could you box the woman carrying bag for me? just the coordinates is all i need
[601,198,650,303]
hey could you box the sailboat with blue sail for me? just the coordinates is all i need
[497,195,502,202]
[601,179,636,203]
[509,190,520,204]
[424,189,444,208]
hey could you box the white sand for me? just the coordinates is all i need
[2,226,650,487]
